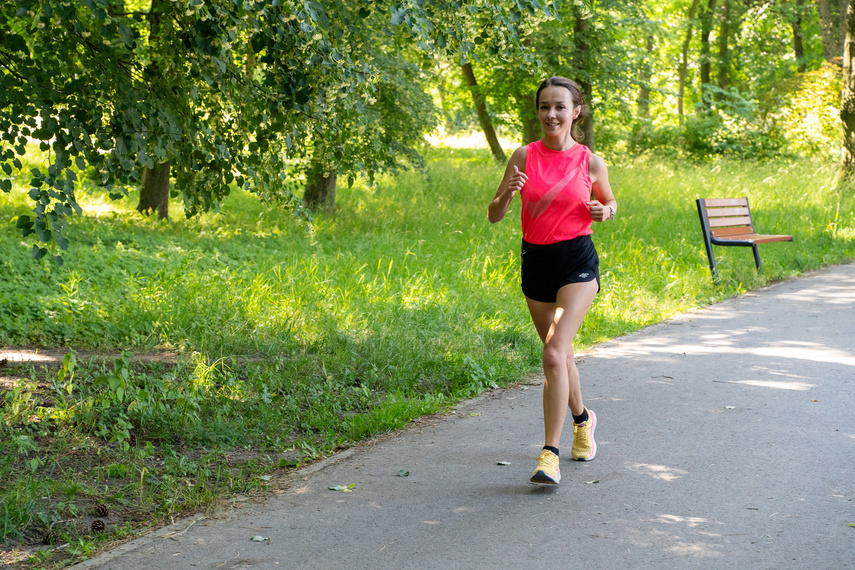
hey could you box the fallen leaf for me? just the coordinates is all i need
[397,470,410,477]
[584,480,599,484]
[812,399,819,402]
[497,461,511,466]
[329,484,354,493]
[849,523,855,527]
[251,535,267,542]
[260,475,272,481]
[725,406,736,409]
[470,412,481,417]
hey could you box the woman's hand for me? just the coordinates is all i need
[587,199,613,222]
[506,165,528,198]
[489,147,527,224]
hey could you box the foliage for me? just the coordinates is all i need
[0,0,558,261]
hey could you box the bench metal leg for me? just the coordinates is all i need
[704,238,718,282]
[696,199,719,283]
[752,245,762,272]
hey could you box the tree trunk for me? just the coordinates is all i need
[700,0,718,108]
[717,0,731,95]
[840,0,851,54]
[303,159,336,212]
[816,0,837,61]
[138,162,170,220]
[573,7,596,150]
[678,0,701,119]
[514,88,541,145]
[460,62,506,163]
[792,0,807,72]
[841,0,855,173]
[137,0,170,218]
[638,33,654,119]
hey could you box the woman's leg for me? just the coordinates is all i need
[526,280,598,448]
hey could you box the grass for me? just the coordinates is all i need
[1,144,854,566]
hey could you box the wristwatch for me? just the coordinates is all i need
[607,205,615,220]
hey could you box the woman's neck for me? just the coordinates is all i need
[541,133,577,152]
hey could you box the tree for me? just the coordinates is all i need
[461,61,506,163]
[718,0,732,93]
[573,3,596,149]
[678,0,701,119]
[842,0,855,172]
[791,0,808,72]
[817,0,838,60]
[699,0,718,108]
[0,0,557,262]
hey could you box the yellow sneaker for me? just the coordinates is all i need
[571,408,597,461]
[529,449,561,485]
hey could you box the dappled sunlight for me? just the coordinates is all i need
[593,338,855,368]
[665,541,725,558]
[656,514,710,528]
[0,349,59,364]
[628,463,688,482]
[727,379,814,390]
[425,130,517,151]
[776,284,855,305]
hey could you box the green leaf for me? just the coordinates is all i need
[583,480,599,484]
[397,470,410,477]
[0,179,11,192]
[496,461,511,466]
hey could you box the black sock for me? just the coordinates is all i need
[543,445,559,457]
[572,408,589,424]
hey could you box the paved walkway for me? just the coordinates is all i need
[74,263,855,569]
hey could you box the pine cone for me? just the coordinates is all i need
[93,503,109,517]
[91,519,106,533]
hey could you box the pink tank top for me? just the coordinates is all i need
[520,140,592,245]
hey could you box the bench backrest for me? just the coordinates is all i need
[698,197,754,238]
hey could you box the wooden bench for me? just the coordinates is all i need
[696,197,792,281]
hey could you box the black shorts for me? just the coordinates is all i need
[520,235,600,303]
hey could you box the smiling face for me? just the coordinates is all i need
[537,85,580,141]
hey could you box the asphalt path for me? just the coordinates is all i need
[73,263,855,569]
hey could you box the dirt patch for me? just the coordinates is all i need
[0,347,186,367]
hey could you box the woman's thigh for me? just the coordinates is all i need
[526,279,598,348]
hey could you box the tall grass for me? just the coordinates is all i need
[1,146,854,559]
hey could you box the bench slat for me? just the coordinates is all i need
[711,231,792,243]
[711,226,755,237]
[705,206,750,218]
[701,198,748,208]
[708,215,753,228]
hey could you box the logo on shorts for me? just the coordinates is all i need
[579,272,589,279]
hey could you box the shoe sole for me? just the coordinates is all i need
[528,478,561,487]
[572,410,597,461]
[529,472,560,486]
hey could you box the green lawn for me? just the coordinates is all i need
[1,147,854,563]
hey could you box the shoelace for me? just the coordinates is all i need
[538,451,559,470]
[575,422,589,446]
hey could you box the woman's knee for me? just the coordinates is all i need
[542,343,572,371]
